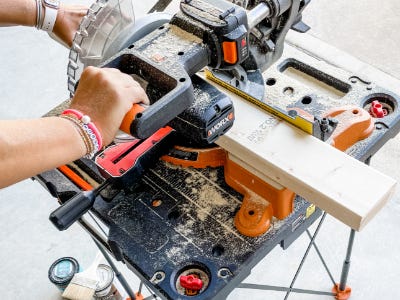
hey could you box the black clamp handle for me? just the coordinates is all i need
[49,190,97,231]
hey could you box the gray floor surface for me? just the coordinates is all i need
[0,0,399,299]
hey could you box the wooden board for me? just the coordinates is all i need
[213,87,396,231]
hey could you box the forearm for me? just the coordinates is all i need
[0,0,36,27]
[0,117,86,188]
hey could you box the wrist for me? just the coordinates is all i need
[58,116,87,158]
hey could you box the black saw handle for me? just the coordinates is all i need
[102,25,209,140]
[49,190,97,231]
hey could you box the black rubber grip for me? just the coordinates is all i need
[49,191,96,231]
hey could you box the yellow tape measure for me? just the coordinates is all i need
[204,69,314,135]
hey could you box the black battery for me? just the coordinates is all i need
[169,74,235,146]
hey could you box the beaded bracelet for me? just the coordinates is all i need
[61,109,103,158]
[60,114,94,157]
[62,109,103,149]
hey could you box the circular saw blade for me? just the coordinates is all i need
[67,0,172,97]
[67,0,136,96]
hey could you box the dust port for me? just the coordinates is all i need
[363,93,397,117]
[175,265,210,297]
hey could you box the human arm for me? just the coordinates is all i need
[0,67,149,188]
[0,0,87,46]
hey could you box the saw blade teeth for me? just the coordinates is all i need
[67,0,135,96]
[72,43,83,54]
[89,3,103,13]
[87,13,97,22]
[79,29,89,38]
[69,50,78,61]
[68,60,79,70]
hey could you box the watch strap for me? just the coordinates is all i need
[41,5,58,32]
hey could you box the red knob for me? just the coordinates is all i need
[370,100,387,118]
[179,275,203,290]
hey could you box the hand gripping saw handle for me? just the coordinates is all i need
[103,23,209,139]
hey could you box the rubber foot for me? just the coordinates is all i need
[332,283,352,300]
[127,293,144,300]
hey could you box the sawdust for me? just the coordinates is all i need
[141,24,202,69]
[190,86,213,112]
[163,161,181,170]
[181,0,224,24]
[174,167,244,237]
[156,163,255,262]
[166,240,191,262]
[207,169,218,182]
[169,24,202,43]
[346,129,380,159]
[185,175,229,222]
[190,183,229,222]
[271,216,285,231]
[176,217,196,236]
[198,182,229,207]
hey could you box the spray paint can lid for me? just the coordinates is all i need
[94,264,115,298]
[48,257,80,290]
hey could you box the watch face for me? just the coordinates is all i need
[44,0,60,9]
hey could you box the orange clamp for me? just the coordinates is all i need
[225,156,295,237]
[322,105,374,151]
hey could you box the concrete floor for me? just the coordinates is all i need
[0,0,399,299]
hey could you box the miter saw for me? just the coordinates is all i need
[52,0,320,234]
